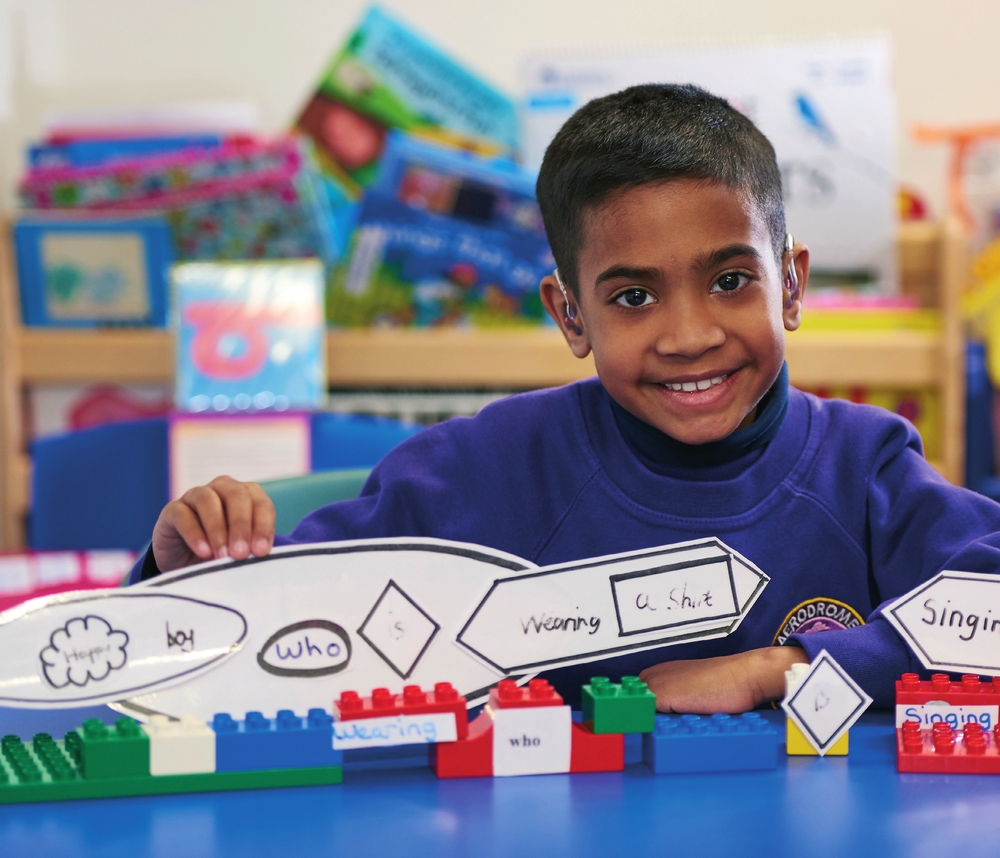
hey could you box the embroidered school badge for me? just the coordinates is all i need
[773,598,865,645]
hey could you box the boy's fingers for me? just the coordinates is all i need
[246,483,276,557]
[165,502,213,560]
[208,476,254,560]
[182,484,229,559]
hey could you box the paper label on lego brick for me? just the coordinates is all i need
[895,702,999,730]
[492,705,572,776]
[884,571,1000,674]
[332,712,457,750]
[781,650,872,755]
[457,539,768,673]
[0,592,246,706]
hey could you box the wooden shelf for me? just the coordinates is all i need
[16,327,944,390]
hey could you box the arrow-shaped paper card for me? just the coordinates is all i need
[0,537,767,721]
[884,571,1000,675]
[457,539,768,672]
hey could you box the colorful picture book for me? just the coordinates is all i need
[328,133,553,327]
[172,260,326,412]
[295,6,519,204]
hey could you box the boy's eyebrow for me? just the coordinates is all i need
[694,243,762,270]
[593,265,660,288]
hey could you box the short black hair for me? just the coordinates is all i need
[536,83,785,294]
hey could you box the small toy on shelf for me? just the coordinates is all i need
[642,713,779,774]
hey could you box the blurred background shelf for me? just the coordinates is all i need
[0,220,969,547]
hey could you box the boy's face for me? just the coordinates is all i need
[541,178,807,445]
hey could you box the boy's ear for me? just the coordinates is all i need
[540,274,592,358]
[782,243,810,332]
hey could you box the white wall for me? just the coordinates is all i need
[2,0,999,216]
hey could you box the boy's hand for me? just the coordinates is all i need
[638,646,809,714]
[152,476,276,573]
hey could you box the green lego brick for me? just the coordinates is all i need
[581,676,657,734]
[69,717,150,779]
[0,734,342,804]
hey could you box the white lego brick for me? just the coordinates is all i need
[142,714,216,775]
[491,705,571,777]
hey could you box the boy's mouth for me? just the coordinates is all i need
[661,372,729,393]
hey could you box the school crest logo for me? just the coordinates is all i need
[773,598,864,645]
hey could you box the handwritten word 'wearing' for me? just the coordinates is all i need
[520,614,600,635]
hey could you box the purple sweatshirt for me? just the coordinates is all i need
[134,374,1000,707]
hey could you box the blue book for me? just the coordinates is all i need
[172,260,326,412]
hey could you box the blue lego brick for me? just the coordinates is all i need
[211,709,343,773]
[642,712,779,774]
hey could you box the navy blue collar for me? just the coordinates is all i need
[610,363,790,470]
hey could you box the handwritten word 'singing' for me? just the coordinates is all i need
[922,598,1000,642]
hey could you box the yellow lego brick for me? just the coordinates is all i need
[786,718,848,756]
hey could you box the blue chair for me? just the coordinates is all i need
[29,418,169,551]
[259,469,371,535]
[28,413,421,551]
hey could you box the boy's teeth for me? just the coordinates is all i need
[665,373,728,392]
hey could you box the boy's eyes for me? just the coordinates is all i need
[710,272,751,293]
[614,288,656,308]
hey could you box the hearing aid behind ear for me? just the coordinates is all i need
[554,269,583,335]
[784,234,799,309]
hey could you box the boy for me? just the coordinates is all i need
[136,84,1000,711]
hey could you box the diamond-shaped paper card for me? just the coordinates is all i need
[357,580,440,679]
[781,650,872,755]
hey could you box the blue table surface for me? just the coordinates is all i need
[2,706,1000,858]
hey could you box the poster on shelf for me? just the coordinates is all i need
[172,260,326,413]
[521,37,896,290]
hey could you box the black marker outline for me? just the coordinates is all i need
[357,580,441,680]
[457,539,768,672]
[257,619,352,677]
[609,554,739,637]
[2,593,247,705]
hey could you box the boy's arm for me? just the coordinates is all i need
[639,646,808,714]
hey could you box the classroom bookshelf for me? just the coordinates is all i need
[0,220,969,549]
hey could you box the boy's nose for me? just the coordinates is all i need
[653,302,726,359]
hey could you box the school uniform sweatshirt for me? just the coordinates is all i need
[133,368,1000,707]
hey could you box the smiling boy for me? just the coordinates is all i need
[137,84,1000,710]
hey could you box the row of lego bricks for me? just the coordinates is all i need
[0,733,342,804]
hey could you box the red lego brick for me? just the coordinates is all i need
[896,673,1000,707]
[432,710,493,778]
[488,678,564,710]
[333,683,469,739]
[569,721,624,773]
[896,720,1000,774]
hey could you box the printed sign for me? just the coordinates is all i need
[0,537,768,721]
[491,706,571,777]
[884,571,1000,675]
[332,712,457,750]
[781,649,872,755]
